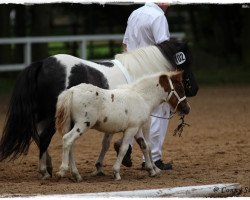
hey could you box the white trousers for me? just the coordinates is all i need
[149,103,170,162]
[150,103,170,162]
[126,103,170,162]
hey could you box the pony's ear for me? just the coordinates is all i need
[171,70,183,82]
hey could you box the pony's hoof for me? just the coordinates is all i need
[47,166,53,177]
[96,171,105,176]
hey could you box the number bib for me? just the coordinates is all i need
[175,52,186,65]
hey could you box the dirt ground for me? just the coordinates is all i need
[0,86,249,197]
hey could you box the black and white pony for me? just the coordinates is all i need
[0,39,198,179]
[55,71,190,181]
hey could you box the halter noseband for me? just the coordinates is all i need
[166,77,186,113]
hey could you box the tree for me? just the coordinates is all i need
[241,7,250,66]
[30,4,51,61]
[14,5,26,63]
[0,5,12,64]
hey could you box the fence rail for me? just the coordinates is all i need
[0,33,185,72]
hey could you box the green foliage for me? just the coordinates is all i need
[0,72,17,94]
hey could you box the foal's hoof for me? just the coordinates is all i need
[72,173,83,182]
[55,172,64,181]
[113,173,121,181]
[42,174,51,180]
[149,169,157,177]
[154,167,161,174]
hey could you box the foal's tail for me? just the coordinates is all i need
[0,61,43,161]
[55,89,73,136]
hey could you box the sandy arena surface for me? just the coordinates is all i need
[0,86,249,197]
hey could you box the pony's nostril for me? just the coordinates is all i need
[185,106,190,114]
[179,104,190,115]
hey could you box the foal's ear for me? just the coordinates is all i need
[159,74,169,92]
[171,70,183,82]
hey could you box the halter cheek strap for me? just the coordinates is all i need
[166,78,186,113]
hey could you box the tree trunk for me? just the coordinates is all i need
[241,7,250,66]
[14,5,26,63]
[0,5,12,64]
[30,5,51,61]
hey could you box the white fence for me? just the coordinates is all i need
[0,33,185,72]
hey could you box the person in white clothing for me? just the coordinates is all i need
[114,2,173,170]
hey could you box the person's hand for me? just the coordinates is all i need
[122,43,127,52]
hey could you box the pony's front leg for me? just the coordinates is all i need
[37,120,55,179]
[39,152,52,180]
[94,133,113,176]
[113,127,138,181]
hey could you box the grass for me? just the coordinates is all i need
[48,41,122,59]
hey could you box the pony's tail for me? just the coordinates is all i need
[55,89,73,136]
[0,61,43,161]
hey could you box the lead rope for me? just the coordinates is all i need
[173,116,190,137]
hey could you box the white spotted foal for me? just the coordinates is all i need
[55,71,190,181]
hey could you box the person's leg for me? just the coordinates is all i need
[144,103,172,170]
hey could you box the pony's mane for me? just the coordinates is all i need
[115,45,174,81]
[114,39,191,82]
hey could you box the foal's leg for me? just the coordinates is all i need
[69,143,82,182]
[113,127,138,180]
[94,133,113,176]
[56,123,88,179]
[141,121,161,175]
[135,126,156,177]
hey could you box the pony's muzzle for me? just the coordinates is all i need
[178,101,190,115]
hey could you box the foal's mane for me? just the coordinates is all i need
[118,71,179,90]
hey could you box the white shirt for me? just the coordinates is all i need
[123,2,170,51]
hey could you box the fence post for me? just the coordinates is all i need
[80,40,87,59]
[24,42,32,66]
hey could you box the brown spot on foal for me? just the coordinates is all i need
[55,107,65,135]
[111,94,114,102]
[103,117,108,123]
[136,137,147,150]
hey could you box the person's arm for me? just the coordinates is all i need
[123,23,129,52]
[122,43,127,52]
[152,15,170,43]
